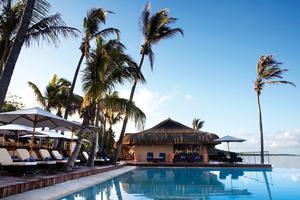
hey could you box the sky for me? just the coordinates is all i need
[7,0,300,154]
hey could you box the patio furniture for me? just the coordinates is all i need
[159,153,166,162]
[192,153,202,162]
[229,152,243,163]
[146,152,153,162]
[16,148,56,171]
[82,151,105,165]
[0,148,37,174]
[51,150,80,165]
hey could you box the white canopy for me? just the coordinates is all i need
[214,135,246,143]
[0,124,36,135]
[0,107,82,155]
[0,107,81,130]
[214,135,246,155]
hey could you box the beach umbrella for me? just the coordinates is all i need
[51,122,98,154]
[214,135,246,155]
[0,124,46,154]
[0,107,81,155]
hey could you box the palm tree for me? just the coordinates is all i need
[64,102,95,172]
[114,2,183,163]
[63,8,120,120]
[81,36,144,166]
[28,74,81,116]
[103,91,145,152]
[255,55,295,163]
[0,0,79,109]
[192,118,205,130]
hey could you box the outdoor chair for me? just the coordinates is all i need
[98,151,111,163]
[0,148,37,174]
[16,148,56,171]
[39,149,67,168]
[217,152,229,162]
[192,153,203,162]
[159,153,166,162]
[229,153,243,163]
[51,150,80,165]
[179,153,187,161]
[82,151,105,165]
[146,152,153,162]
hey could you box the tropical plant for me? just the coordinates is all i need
[192,118,205,130]
[114,1,183,163]
[254,55,295,163]
[1,94,24,112]
[80,36,145,166]
[64,102,95,172]
[63,8,120,120]
[0,0,79,109]
[28,74,82,116]
[103,91,145,152]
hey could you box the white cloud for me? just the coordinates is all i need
[185,94,192,100]
[114,88,172,137]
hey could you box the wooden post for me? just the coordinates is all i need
[203,145,208,163]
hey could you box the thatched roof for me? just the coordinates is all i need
[123,118,219,145]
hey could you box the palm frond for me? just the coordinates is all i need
[266,80,296,87]
[28,81,46,107]
[139,1,150,36]
[25,13,79,47]
[93,27,120,40]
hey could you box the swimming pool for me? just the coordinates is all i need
[58,167,300,200]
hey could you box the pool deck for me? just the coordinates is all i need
[127,161,273,169]
[0,162,128,198]
[2,166,136,200]
[0,161,272,199]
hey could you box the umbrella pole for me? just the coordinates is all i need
[30,124,36,156]
[227,141,230,157]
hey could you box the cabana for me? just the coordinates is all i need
[122,118,219,162]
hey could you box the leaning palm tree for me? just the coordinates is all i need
[192,118,205,130]
[255,55,295,164]
[0,0,79,108]
[63,8,120,120]
[114,2,183,163]
[80,36,144,167]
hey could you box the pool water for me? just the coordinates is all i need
[59,167,300,200]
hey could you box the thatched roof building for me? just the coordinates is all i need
[122,118,219,162]
[123,118,219,145]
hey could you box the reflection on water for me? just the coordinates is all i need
[58,167,300,200]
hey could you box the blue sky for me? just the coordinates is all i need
[8,0,300,154]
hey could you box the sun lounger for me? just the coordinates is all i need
[51,150,80,165]
[39,149,67,168]
[0,148,37,174]
[82,151,104,165]
[16,148,56,171]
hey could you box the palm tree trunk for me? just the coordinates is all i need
[102,118,108,150]
[257,92,264,164]
[113,52,146,164]
[0,0,36,109]
[64,117,88,171]
[63,52,85,119]
[106,126,112,153]
[87,102,100,166]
